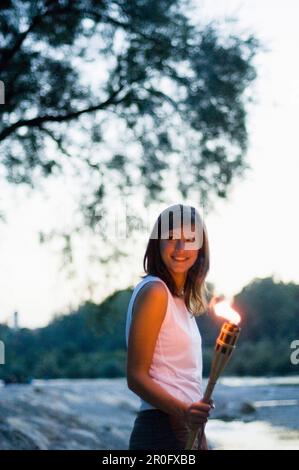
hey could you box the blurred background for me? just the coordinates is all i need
[0,0,298,450]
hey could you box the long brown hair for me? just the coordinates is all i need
[143,205,210,316]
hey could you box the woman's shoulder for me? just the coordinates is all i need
[131,277,168,323]
[136,275,168,300]
[131,275,168,309]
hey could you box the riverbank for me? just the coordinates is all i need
[0,377,298,450]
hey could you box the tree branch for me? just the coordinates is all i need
[0,15,40,72]
[0,86,126,142]
[0,3,104,71]
[38,125,72,158]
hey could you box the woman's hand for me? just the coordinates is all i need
[184,400,213,430]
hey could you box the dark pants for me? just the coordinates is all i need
[128,409,208,451]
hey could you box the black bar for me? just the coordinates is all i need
[0,450,293,466]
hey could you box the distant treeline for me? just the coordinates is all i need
[0,277,298,383]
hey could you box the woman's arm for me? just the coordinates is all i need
[127,281,189,419]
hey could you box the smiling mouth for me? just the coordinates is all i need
[171,256,188,262]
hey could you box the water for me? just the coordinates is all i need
[206,376,299,449]
[207,419,299,450]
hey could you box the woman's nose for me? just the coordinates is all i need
[175,239,185,250]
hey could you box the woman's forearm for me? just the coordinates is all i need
[128,372,188,419]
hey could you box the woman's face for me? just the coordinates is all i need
[159,226,199,275]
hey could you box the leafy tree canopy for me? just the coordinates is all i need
[0,0,258,230]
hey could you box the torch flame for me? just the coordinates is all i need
[213,300,241,325]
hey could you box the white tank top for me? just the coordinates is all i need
[125,274,203,411]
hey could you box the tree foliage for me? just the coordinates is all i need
[0,277,298,382]
[0,0,258,226]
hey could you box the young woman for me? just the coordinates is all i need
[126,203,212,450]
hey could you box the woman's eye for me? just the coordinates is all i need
[166,233,195,242]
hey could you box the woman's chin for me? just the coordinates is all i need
[169,263,189,273]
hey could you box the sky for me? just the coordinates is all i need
[1,0,299,328]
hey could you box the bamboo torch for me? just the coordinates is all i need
[185,298,241,450]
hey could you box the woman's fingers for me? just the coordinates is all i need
[185,399,216,430]
[188,416,208,430]
[185,402,211,429]
[190,402,211,413]
[189,407,210,418]
[190,411,210,424]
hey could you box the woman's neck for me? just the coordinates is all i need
[171,272,187,295]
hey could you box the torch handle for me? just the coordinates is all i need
[184,380,217,450]
[185,321,241,450]
[203,380,216,403]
